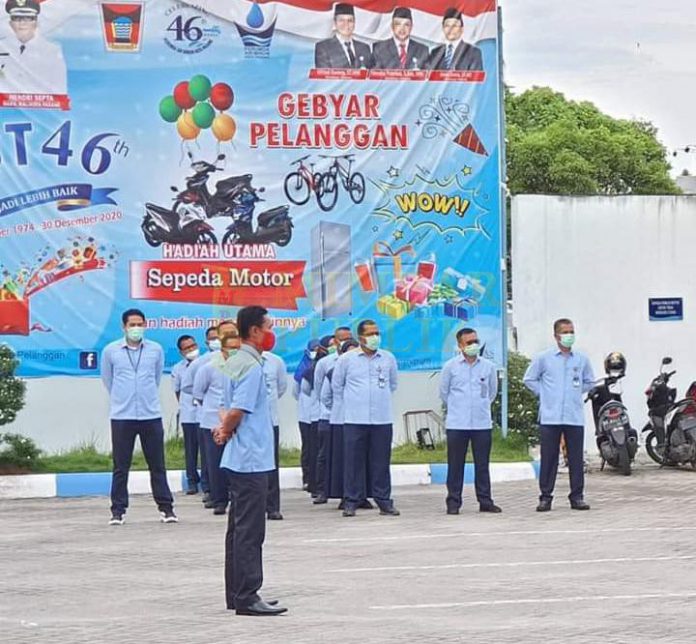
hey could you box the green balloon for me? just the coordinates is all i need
[189,74,212,102]
[159,95,181,123]
[192,101,215,129]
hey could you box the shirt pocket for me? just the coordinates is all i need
[479,378,488,399]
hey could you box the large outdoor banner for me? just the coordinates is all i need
[0,0,504,376]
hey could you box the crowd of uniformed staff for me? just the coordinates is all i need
[101,307,592,616]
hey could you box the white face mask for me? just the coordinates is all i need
[184,349,200,361]
[309,351,317,361]
[208,339,222,351]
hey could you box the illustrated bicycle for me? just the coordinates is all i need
[316,154,366,212]
[283,155,324,206]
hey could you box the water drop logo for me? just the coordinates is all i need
[234,2,277,59]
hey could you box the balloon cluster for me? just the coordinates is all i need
[158,75,236,143]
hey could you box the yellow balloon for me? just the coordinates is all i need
[212,113,236,142]
[177,111,200,140]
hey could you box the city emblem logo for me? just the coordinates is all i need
[100,2,144,53]
[234,1,277,59]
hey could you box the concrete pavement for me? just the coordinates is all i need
[1,465,695,643]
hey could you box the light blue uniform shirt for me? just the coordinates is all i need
[172,358,197,423]
[181,351,214,423]
[440,356,498,430]
[523,347,595,426]
[332,348,398,425]
[101,339,164,420]
[220,344,275,474]
[262,352,288,427]
[313,353,338,421]
[192,353,227,430]
[320,365,344,425]
[293,379,314,424]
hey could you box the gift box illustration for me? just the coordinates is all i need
[395,275,433,306]
[377,294,410,320]
[354,260,376,292]
[0,238,114,336]
[414,302,445,318]
[428,282,459,304]
[417,253,437,281]
[441,268,486,301]
[444,297,479,321]
[372,241,417,295]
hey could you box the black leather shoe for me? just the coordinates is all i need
[446,508,459,515]
[536,499,552,512]
[342,508,356,517]
[379,506,400,516]
[480,504,502,513]
[236,600,287,616]
[202,492,211,504]
[570,500,591,511]
[359,499,374,509]
[228,599,278,610]
[213,506,227,515]
[337,500,345,510]
[313,495,328,505]
[186,488,198,495]
[267,511,284,520]
[204,500,215,509]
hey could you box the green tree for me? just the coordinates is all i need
[506,87,680,195]
[0,344,25,426]
[493,352,539,447]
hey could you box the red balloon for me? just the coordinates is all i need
[173,81,195,110]
[210,83,234,111]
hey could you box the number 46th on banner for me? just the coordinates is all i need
[0,121,129,176]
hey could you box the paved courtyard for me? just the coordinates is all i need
[2,466,696,644]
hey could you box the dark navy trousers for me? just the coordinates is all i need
[446,429,493,511]
[539,424,585,503]
[343,423,393,511]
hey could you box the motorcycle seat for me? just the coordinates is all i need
[216,174,253,193]
[146,203,179,223]
[258,206,288,226]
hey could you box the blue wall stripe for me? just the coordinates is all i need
[56,472,112,497]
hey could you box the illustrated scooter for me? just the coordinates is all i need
[221,187,293,247]
[141,200,217,247]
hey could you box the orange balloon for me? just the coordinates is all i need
[177,111,200,140]
[212,113,236,142]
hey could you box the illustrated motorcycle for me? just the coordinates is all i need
[173,153,255,219]
[141,200,217,247]
[585,352,638,475]
[642,357,696,468]
[221,187,293,247]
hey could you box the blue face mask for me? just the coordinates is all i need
[559,333,575,349]
[209,339,222,351]
[126,326,144,342]
[364,334,381,351]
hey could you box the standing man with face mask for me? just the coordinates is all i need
[524,318,595,512]
[101,309,176,525]
[172,334,202,495]
[440,328,501,515]
[332,319,399,517]
[214,306,287,616]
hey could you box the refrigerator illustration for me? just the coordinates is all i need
[310,221,352,319]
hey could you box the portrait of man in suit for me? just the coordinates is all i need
[372,7,429,70]
[314,3,373,70]
[427,7,483,72]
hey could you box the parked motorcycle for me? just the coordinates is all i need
[221,188,293,247]
[585,352,638,475]
[643,357,696,468]
[141,201,217,247]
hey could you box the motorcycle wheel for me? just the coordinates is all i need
[275,225,292,247]
[618,444,631,476]
[196,230,217,245]
[348,172,366,204]
[284,172,310,206]
[645,431,669,465]
[222,229,239,246]
[142,220,162,247]
[317,173,338,212]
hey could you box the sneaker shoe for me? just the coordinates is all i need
[160,509,179,523]
[109,514,124,526]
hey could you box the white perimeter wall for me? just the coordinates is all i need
[512,195,696,448]
[4,372,442,453]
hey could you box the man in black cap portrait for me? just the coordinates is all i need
[372,7,429,70]
[314,3,373,70]
[0,0,67,94]
[427,7,483,72]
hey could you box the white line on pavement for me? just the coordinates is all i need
[329,554,695,573]
[371,592,696,611]
[304,525,696,544]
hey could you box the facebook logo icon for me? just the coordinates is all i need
[79,352,98,370]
